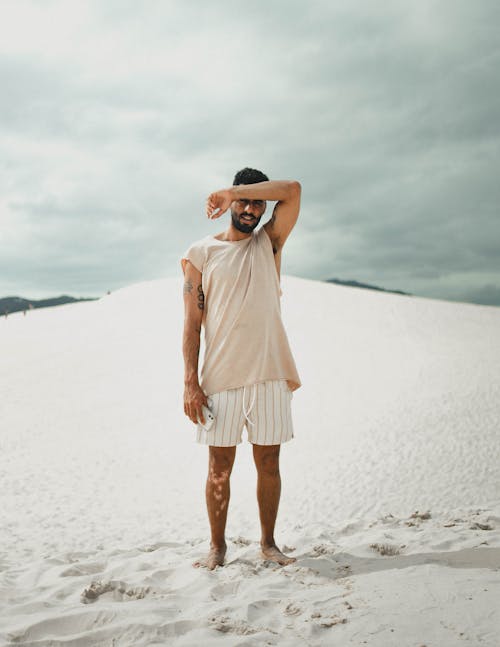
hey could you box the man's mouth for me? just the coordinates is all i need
[240,216,255,222]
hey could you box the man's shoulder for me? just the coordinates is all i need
[183,234,214,256]
[188,233,212,247]
[181,235,213,274]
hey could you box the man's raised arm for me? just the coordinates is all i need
[206,179,301,250]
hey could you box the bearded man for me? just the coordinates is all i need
[181,167,302,570]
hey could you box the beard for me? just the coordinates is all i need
[231,210,261,233]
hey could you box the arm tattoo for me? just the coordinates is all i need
[183,279,193,295]
[197,284,205,310]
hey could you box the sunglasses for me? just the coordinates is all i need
[235,199,265,208]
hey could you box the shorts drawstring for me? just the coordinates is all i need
[242,383,257,427]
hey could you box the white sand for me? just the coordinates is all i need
[1,275,499,646]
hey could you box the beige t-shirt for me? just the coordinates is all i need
[181,226,301,396]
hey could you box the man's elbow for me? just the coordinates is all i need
[183,316,202,336]
[289,180,301,198]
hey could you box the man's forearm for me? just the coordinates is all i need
[183,327,201,384]
[230,180,300,203]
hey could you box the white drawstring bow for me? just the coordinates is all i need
[242,383,257,427]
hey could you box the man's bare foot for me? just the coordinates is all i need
[192,542,227,570]
[260,543,297,565]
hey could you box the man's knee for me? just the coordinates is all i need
[253,444,280,475]
[208,446,236,480]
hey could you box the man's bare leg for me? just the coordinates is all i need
[193,445,236,570]
[252,443,296,565]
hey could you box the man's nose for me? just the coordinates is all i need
[244,203,254,213]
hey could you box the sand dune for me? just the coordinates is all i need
[1,276,499,646]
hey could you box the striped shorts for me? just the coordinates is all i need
[196,379,294,447]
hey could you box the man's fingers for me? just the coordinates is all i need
[206,203,215,218]
[206,194,227,219]
[185,396,209,425]
[186,403,197,424]
[207,208,221,219]
[206,190,232,219]
[197,404,205,425]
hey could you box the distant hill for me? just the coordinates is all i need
[325,278,412,297]
[0,295,99,315]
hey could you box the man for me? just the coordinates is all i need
[181,167,302,570]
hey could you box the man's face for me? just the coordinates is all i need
[230,196,267,234]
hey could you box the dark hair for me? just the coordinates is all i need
[232,167,269,186]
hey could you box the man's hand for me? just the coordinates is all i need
[184,380,209,425]
[206,189,233,219]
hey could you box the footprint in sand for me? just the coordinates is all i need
[370,542,402,556]
[210,580,241,600]
[283,601,302,616]
[469,521,493,530]
[80,579,151,604]
[231,536,252,546]
[312,543,336,556]
[247,599,285,633]
[209,615,260,636]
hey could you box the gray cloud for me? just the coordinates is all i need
[0,0,499,305]
[456,283,500,307]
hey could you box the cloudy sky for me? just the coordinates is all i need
[1,0,499,306]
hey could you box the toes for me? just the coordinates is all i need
[261,550,296,566]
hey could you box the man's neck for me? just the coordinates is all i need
[220,225,253,242]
